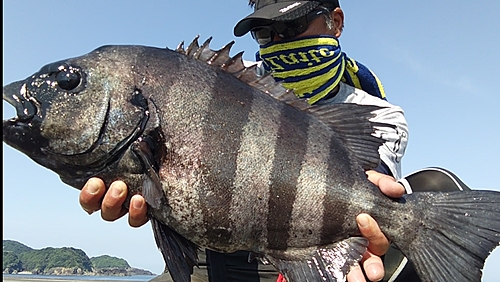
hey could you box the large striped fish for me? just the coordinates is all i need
[3,37,500,282]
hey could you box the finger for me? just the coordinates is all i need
[366,170,404,198]
[361,251,384,281]
[79,178,106,215]
[128,194,149,227]
[347,264,366,282]
[101,181,128,221]
[357,213,390,256]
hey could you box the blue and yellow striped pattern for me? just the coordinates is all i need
[259,36,386,104]
[342,57,386,100]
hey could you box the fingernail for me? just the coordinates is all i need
[110,185,124,198]
[132,195,144,209]
[86,179,100,195]
[357,214,370,228]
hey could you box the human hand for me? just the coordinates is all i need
[346,170,405,282]
[366,170,405,199]
[79,178,149,227]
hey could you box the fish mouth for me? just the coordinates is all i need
[3,80,47,158]
[3,81,39,123]
[3,80,41,141]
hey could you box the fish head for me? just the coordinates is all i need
[3,46,152,189]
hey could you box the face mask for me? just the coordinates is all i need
[258,35,345,104]
[258,35,387,103]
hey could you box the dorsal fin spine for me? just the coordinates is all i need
[176,37,293,105]
[185,35,200,56]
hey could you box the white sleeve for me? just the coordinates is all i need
[370,105,408,180]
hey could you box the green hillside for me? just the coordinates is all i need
[18,247,93,272]
[3,251,23,271]
[3,240,33,253]
[2,240,152,275]
[91,255,130,269]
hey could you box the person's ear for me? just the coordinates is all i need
[332,7,344,37]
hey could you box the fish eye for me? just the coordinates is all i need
[56,69,81,90]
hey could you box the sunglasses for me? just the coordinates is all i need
[251,8,331,45]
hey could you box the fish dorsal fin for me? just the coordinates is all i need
[305,103,395,170]
[177,36,239,69]
[180,37,298,104]
[176,37,394,170]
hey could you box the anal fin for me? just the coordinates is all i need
[151,218,200,282]
[267,237,368,282]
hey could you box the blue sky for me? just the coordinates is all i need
[3,0,499,280]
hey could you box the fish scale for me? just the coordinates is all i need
[3,38,500,282]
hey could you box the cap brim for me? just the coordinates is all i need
[234,1,315,37]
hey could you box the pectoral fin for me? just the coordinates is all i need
[131,137,163,209]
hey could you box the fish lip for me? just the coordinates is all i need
[3,80,47,165]
[3,80,38,123]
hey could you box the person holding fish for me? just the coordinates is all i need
[79,0,406,281]
[78,0,470,281]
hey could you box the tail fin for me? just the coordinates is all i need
[397,190,500,282]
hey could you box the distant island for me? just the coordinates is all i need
[2,240,155,276]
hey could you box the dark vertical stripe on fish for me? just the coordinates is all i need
[320,137,356,244]
[286,121,331,248]
[267,106,309,250]
[199,82,254,245]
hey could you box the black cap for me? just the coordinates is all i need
[234,0,340,37]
